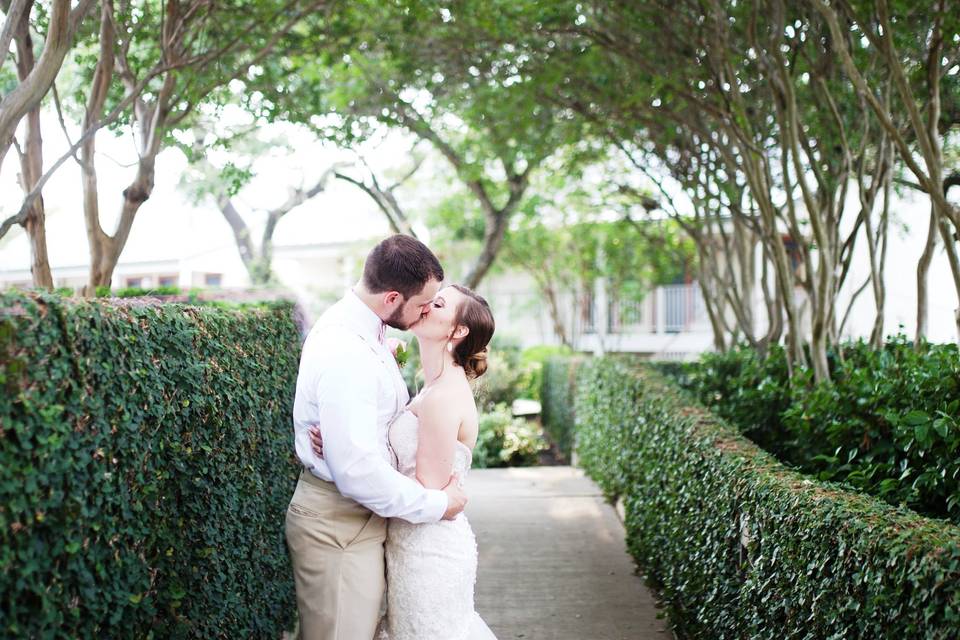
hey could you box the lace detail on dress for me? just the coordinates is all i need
[378,410,497,640]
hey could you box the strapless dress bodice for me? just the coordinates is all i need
[389,409,473,481]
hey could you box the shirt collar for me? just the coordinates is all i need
[344,288,386,344]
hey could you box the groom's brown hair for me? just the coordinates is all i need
[362,234,444,299]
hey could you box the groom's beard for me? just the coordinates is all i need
[385,304,413,331]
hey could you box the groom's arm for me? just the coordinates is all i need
[312,345,451,524]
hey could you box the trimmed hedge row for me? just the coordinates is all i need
[571,357,960,639]
[1,291,302,638]
[681,341,960,522]
[540,356,582,459]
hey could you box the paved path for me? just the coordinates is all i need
[466,466,673,640]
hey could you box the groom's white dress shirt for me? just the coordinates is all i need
[293,289,448,524]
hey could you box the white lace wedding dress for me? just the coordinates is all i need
[377,409,498,640]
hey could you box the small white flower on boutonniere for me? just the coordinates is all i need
[386,337,409,368]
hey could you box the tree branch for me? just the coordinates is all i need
[217,194,256,270]
[51,82,81,166]
[0,0,31,73]
[335,170,416,237]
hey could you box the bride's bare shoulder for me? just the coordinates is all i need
[422,374,474,410]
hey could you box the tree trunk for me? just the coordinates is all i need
[84,27,175,294]
[87,148,164,290]
[79,0,114,295]
[216,194,270,284]
[869,175,891,348]
[759,239,784,351]
[540,279,572,348]
[915,205,938,346]
[19,109,52,289]
[936,215,960,342]
[697,274,728,352]
[257,210,282,285]
[463,210,510,289]
[13,6,53,289]
[819,0,958,342]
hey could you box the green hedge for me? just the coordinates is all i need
[1,291,301,638]
[540,356,582,459]
[572,357,960,639]
[681,341,960,523]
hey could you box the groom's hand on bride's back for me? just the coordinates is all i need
[312,425,466,519]
[441,474,467,520]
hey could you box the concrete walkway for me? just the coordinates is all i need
[466,466,673,640]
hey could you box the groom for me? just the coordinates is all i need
[286,235,468,640]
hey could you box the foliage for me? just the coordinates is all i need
[540,355,583,458]
[173,114,296,205]
[569,357,960,639]
[395,336,550,467]
[500,205,696,347]
[396,332,423,397]
[0,291,301,638]
[266,0,582,174]
[250,0,591,286]
[472,343,528,411]
[518,0,960,375]
[472,404,547,469]
[681,339,960,523]
[517,344,573,403]
[472,341,564,411]
[502,168,696,296]
[95,285,183,298]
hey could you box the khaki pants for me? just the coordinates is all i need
[285,470,387,640]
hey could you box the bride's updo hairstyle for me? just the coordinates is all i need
[449,284,495,379]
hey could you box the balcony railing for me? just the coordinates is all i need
[603,283,707,335]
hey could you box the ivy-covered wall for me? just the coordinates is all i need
[568,357,960,639]
[1,292,302,638]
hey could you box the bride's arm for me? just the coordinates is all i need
[415,391,461,490]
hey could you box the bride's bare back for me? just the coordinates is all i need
[408,367,480,490]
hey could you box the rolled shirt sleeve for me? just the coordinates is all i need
[307,340,448,524]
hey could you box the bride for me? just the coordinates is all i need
[311,283,498,640]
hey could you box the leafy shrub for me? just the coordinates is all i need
[540,356,583,458]
[0,291,300,638]
[516,344,572,402]
[472,404,547,468]
[572,358,960,639]
[117,285,183,298]
[473,347,527,411]
[397,339,532,408]
[94,285,191,299]
[682,339,960,522]
[473,341,571,410]
[396,338,551,468]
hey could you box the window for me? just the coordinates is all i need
[125,277,143,288]
[158,275,177,287]
[204,273,222,287]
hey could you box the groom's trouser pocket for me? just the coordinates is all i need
[285,471,387,640]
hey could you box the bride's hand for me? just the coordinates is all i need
[309,426,324,459]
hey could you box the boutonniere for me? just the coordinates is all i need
[386,338,409,368]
